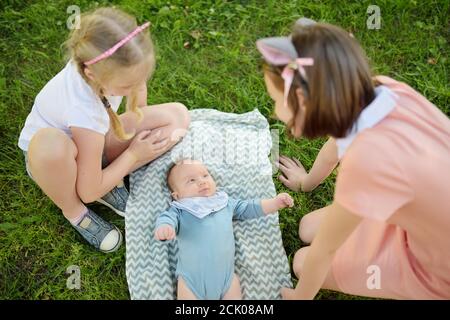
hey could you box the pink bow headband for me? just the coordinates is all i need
[256,18,316,108]
[84,22,151,66]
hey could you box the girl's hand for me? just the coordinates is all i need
[276,193,294,209]
[154,224,176,241]
[281,287,298,300]
[128,130,170,163]
[277,155,308,192]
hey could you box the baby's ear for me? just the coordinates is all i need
[171,192,179,200]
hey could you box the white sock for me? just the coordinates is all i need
[68,208,89,226]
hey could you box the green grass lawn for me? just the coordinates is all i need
[0,0,448,299]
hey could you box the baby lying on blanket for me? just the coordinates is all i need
[154,159,294,300]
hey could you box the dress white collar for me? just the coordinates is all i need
[335,85,398,159]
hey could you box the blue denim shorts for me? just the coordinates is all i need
[22,150,109,181]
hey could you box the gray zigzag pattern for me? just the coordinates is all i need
[125,109,292,300]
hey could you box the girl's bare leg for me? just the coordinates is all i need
[27,128,86,220]
[292,246,340,291]
[295,205,339,291]
[298,205,329,244]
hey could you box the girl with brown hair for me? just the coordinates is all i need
[257,18,450,299]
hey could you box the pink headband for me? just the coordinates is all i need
[84,22,151,66]
[256,18,316,108]
[256,38,314,108]
[281,58,314,108]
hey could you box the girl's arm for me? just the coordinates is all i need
[71,128,136,203]
[302,137,339,191]
[278,137,339,192]
[282,202,361,299]
[71,104,184,203]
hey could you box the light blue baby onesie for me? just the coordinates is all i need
[155,192,264,300]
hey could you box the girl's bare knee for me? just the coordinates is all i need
[293,247,309,278]
[170,102,190,129]
[162,103,190,144]
[299,216,314,244]
[28,128,77,168]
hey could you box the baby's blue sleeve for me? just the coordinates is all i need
[155,206,180,233]
[229,198,265,221]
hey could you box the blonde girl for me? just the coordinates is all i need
[18,7,190,253]
[257,18,450,299]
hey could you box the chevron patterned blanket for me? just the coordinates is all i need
[125,108,293,299]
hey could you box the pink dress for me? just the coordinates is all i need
[332,76,450,299]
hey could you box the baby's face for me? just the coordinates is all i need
[168,161,217,200]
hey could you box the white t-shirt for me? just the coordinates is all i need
[18,60,123,151]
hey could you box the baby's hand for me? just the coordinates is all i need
[154,224,176,241]
[276,193,294,209]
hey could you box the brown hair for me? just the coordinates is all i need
[64,7,155,140]
[264,23,377,138]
